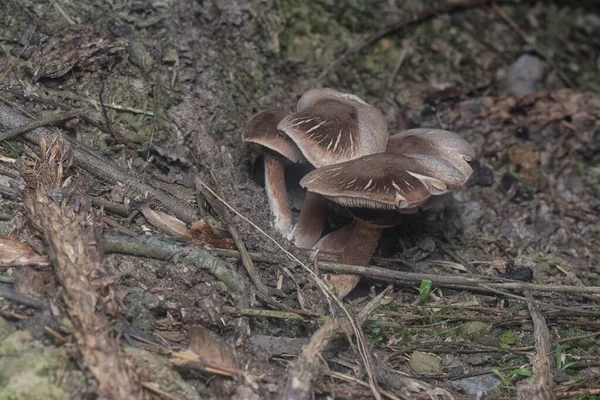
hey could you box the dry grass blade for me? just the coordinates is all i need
[516,291,556,400]
[17,134,141,399]
[195,180,381,400]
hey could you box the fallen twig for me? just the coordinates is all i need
[103,230,248,299]
[0,86,131,143]
[276,286,393,400]
[555,388,600,399]
[0,285,46,309]
[103,230,600,315]
[0,108,84,142]
[210,247,600,298]
[140,382,190,400]
[89,99,155,116]
[195,177,297,309]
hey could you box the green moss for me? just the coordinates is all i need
[0,331,69,400]
[0,318,15,342]
[0,140,25,159]
[498,330,517,348]
[124,347,200,399]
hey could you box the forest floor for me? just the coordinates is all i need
[0,0,599,399]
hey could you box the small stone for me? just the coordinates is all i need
[409,351,442,374]
[126,40,154,72]
[462,321,489,336]
[504,54,546,96]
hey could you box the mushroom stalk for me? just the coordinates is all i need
[264,153,292,236]
[327,220,384,299]
[289,192,327,249]
[339,220,383,266]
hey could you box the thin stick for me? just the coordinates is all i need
[478,284,600,317]
[89,99,155,116]
[388,39,410,87]
[140,382,190,400]
[119,236,600,300]
[195,176,295,313]
[316,0,493,83]
[222,306,318,321]
[0,109,83,142]
[555,388,600,399]
[0,86,130,142]
[0,286,46,309]
[322,370,403,400]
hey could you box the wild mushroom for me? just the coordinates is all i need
[243,110,304,236]
[278,88,389,248]
[301,128,474,298]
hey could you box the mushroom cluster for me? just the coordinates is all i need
[244,89,474,298]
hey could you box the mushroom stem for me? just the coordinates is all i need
[340,220,383,266]
[289,192,327,249]
[263,153,292,236]
[327,220,383,299]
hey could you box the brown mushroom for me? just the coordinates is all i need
[301,129,474,297]
[243,110,304,236]
[386,128,475,179]
[279,88,389,248]
[278,88,389,168]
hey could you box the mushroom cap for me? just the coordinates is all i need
[386,129,474,180]
[277,88,388,168]
[300,153,465,210]
[243,109,305,163]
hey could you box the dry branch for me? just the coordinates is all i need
[17,135,141,399]
[0,108,83,141]
[103,230,248,302]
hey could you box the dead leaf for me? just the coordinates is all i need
[188,325,238,370]
[0,237,50,267]
[139,206,235,249]
[171,325,239,376]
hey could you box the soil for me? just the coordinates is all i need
[0,0,599,399]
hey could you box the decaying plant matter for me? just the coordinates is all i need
[17,135,141,400]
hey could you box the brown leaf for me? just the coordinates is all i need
[0,237,50,267]
[187,325,239,372]
[139,206,235,249]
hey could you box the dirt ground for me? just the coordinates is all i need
[0,0,599,399]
